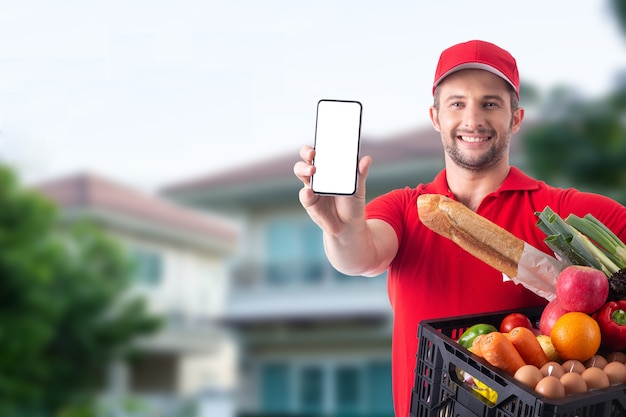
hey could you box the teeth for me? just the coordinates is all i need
[460,136,487,143]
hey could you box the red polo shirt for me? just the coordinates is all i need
[365,167,626,417]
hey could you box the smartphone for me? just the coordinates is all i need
[311,99,362,195]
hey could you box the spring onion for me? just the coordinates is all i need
[536,207,626,276]
[535,206,602,271]
[565,213,626,271]
[536,206,626,300]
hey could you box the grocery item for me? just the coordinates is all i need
[550,312,601,362]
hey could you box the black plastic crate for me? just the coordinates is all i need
[410,307,626,417]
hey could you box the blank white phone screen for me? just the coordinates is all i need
[311,100,362,195]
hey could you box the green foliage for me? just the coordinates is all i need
[611,0,626,35]
[0,166,162,416]
[518,81,541,106]
[522,0,626,198]
[521,84,626,204]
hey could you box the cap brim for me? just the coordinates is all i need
[434,63,518,95]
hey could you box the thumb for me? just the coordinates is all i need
[355,155,372,198]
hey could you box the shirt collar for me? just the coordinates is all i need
[422,166,539,197]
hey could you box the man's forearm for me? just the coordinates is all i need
[323,219,396,277]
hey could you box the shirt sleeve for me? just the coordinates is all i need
[365,187,421,248]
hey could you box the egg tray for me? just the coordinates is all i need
[410,307,626,417]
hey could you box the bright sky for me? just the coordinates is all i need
[0,0,625,192]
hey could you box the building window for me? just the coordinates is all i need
[130,248,163,285]
[366,361,393,413]
[265,219,325,286]
[260,363,290,413]
[299,365,323,414]
[335,365,361,414]
[264,217,387,287]
[259,359,393,416]
[301,221,325,260]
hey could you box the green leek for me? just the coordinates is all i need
[535,207,602,271]
[535,206,626,279]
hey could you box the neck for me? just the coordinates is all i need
[446,161,511,211]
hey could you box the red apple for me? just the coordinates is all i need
[556,265,608,314]
[539,298,569,336]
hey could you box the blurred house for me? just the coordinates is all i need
[36,173,239,412]
[159,126,505,417]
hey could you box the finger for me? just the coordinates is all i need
[294,160,315,184]
[299,185,319,209]
[300,145,315,163]
[359,155,372,176]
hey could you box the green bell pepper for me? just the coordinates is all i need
[458,323,497,349]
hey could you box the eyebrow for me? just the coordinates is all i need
[443,94,506,104]
[482,94,506,104]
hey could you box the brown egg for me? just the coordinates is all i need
[514,364,544,389]
[560,372,588,395]
[540,361,564,378]
[535,375,566,399]
[584,354,608,369]
[603,361,626,385]
[581,366,610,390]
[561,359,585,374]
[605,351,626,364]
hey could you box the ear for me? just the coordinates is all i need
[429,106,441,132]
[511,107,525,133]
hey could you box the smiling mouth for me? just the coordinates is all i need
[459,135,491,143]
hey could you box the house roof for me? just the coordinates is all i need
[36,172,239,245]
[161,126,443,195]
[159,124,524,209]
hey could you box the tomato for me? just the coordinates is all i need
[500,312,533,333]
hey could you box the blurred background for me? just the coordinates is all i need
[0,0,625,416]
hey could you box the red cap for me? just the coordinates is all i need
[432,40,520,99]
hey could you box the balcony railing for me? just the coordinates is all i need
[230,260,386,290]
[224,260,389,323]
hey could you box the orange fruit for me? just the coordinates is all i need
[550,311,601,362]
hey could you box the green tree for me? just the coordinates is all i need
[0,165,162,416]
[611,0,626,35]
[522,82,626,203]
[521,0,626,204]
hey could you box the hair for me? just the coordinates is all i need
[432,84,519,112]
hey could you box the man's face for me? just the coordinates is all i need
[430,69,523,172]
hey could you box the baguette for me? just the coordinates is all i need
[417,194,525,278]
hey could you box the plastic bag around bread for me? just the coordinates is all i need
[417,194,563,300]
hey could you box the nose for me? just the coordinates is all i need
[462,103,485,130]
